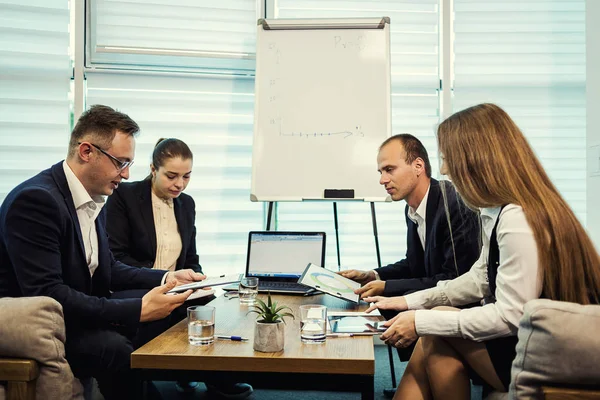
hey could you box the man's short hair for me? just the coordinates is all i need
[68,105,139,158]
[380,133,432,178]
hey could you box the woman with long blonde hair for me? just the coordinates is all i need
[365,103,600,399]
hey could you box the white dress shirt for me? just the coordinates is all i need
[62,161,105,276]
[372,184,431,281]
[404,204,542,341]
[406,184,430,250]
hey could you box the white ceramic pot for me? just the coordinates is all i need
[253,320,285,352]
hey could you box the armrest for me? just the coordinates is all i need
[0,297,83,400]
[510,299,600,399]
[0,359,39,382]
[0,358,39,400]
[543,386,600,400]
[0,297,66,362]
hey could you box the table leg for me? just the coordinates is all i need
[132,370,145,400]
[361,375,375,400]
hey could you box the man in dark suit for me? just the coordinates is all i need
[0,105,206,400]
[340,134,480,299]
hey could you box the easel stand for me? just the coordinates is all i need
[263,200,397,395]
[264,201,382,271]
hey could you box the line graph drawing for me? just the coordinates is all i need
[276,123,365,139]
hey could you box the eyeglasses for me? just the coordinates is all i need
[78,142,134,172]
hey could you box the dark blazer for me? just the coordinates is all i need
[376,179,481,296]
[0,162,164,331]
[104,179,202,273]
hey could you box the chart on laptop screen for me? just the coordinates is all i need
[247,232,324,278]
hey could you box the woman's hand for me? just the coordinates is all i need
[364,296,408,313]
[380,310,418,348]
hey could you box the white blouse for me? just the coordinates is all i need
[404,204,542,341]
[151,191,182,272]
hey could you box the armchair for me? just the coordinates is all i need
[0,297,83,400]
[509,299,600,399]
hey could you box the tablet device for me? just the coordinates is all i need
[328,315,386,334]
[298,263,361,303]
[166,273,244,294]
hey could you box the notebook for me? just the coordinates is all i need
[223,231,326,294]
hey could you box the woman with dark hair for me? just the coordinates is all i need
[105,138,253,397]
[365,103,600,400]
[106,138,201,273]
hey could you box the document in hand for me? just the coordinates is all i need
[298,263,361,303]
[167,273,244,294]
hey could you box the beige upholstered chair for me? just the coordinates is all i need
[0,297,83,400]
[509,299,600,400]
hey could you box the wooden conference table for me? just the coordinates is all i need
[131,293,375,399]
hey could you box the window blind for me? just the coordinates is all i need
[453,0,586,222]
[271,0,441,269]
[89,0,258,73]
[0,0,70,204]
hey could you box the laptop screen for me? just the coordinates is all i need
[246,231,326,279]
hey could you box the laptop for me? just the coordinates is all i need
[224,231,326,294]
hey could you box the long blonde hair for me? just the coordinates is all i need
[437,103,600,304]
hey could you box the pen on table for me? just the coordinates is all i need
[215,335,248,341]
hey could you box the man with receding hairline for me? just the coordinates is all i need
[340,133,480,304]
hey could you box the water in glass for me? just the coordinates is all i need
[300,318,326,343]
[188,319,215,345]
[239,287,258,304]
[239,277,259,304]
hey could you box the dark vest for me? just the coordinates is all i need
[486,206,505,300]
[487,205,548,303]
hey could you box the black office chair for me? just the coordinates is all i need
[383,343,399,397]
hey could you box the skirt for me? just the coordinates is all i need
[483,335,519,390]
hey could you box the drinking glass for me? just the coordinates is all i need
[300,304,327,344]
[239,277,259,304]
[187,306,215,345]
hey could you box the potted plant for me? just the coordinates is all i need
[248,293,295,352]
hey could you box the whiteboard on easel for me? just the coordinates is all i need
[251,18,392,202]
